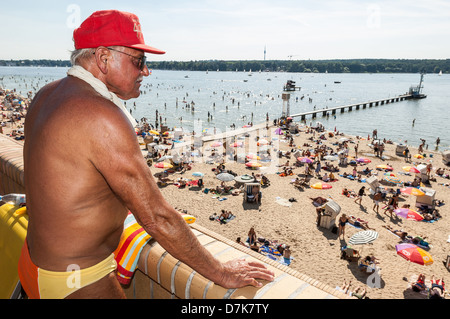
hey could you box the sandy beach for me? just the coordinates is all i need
[150,123,450,299]
[1,88,449,300]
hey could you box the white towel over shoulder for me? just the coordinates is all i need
[67,65,137,127]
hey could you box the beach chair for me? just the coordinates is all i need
[244,183,261,204]
[319,199,341,229]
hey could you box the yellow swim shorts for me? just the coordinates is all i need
[18,239,117,299]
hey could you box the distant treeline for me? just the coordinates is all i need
[1,58,449,74]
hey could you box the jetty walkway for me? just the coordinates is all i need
[199,93,413,144]
[290,94,412,121]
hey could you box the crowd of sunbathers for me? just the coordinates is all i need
[235,227,292,265]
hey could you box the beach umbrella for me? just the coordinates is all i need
[383,176,402,184]
[192,172,204,177]
[383,172,397,177]
[275,128,283,135]
[230,142,243,147]
[377,164,393,171]
[211,141,223,147]
[396,243,433,266]
[297,157,313,163]
[149,130,159,135]
[246,154,261,160]
[394,208,424,221]
[414,154,424,159]
[311,182,332,189]
[348,230,379,246]
[324,155,338,161]
[245,161,262,168]
[402,166,420,174]
[216,172,235,182]
[400,187,425,196]
[356,157,371,163]
[154,162,173,169]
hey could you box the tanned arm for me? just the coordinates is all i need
[87,100,274,288]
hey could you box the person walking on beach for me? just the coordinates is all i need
[372,190,382,214]
[404,146,410,162]
[315,160,321,177]
[354,186,365,205]
[247,227,257,246]
[338,214,349,240]
[384,194,399,218]
[18,10,273,299]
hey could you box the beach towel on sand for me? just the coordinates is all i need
[113,212,195,285]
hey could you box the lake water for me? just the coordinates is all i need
[1,66,449,150]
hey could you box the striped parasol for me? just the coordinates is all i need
[383,175,402,185]
[216,172,235,182]
[348,230,379,246]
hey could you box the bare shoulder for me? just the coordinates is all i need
[26,76,139,163]
[41,77,136,141]
[65,78,132,127]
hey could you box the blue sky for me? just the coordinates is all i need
[1,0,449,61]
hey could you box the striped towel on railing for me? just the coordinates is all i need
[113,211,196,285]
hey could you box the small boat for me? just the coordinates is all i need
[334,81,341,84]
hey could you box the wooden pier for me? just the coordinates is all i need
[289,94,413,121]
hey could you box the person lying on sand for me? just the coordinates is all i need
[411,273,427,292]
[382,225,409,240]
[310,196,328,206]
[348,215,374,230]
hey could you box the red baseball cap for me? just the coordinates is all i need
[73,10,165,55]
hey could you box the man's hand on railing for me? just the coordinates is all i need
[218,258,275,288]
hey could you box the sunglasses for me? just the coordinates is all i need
[107,47,147,71]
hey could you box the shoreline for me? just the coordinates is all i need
[2,69,449,151]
